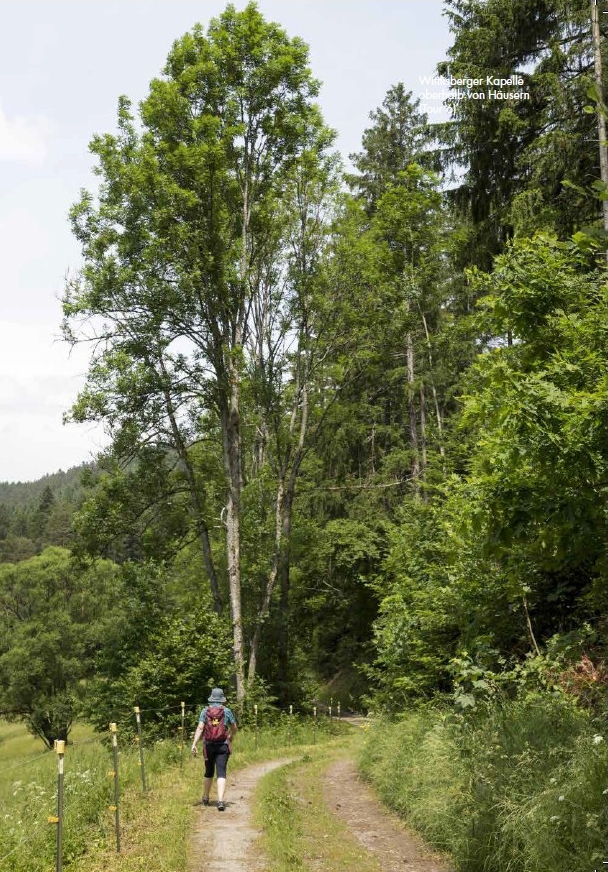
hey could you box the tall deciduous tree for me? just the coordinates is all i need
[0,547,119,746]
[243,145,341,697]
[63,3,333,703]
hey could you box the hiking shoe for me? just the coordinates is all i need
[217,800,225,811]
[202,797,210,806]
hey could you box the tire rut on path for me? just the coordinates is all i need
[188,757,293,872]
[325,757,454,872]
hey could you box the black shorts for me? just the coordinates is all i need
[204,742,230,778]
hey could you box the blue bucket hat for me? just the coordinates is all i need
[208,687,226,703]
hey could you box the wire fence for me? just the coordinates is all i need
[0,699,345,871]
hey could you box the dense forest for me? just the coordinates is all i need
[0,3,605,867]
[0,466,90,562]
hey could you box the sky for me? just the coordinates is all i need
[0,0,452,483]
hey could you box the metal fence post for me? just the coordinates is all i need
[180,701,186,768]
[53,740,65,872]
[134,706,147,791]
[109,723,121,852]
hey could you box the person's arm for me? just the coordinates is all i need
[191,719,204,755]
[226,714,237,749]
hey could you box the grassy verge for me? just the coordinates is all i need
[0,719,347,872]
[357,695,607,872]
[254,731,384,872]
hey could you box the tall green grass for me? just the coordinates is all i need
[358,695,607,872]
[0,721,183,872]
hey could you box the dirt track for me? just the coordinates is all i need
[189,758,293,872]
[189,753,453,871]
[326,757,453,872]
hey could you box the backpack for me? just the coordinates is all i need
[203,705,228,743]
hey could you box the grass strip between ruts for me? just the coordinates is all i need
[253,736,384,872]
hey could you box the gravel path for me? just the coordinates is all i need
[189,752,453,871]
[325,757,454,872]
[188,758,293,872]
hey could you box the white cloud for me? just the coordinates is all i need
[0,320,108,481]
[0,102,50,164]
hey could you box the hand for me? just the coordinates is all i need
[191,745,197,757]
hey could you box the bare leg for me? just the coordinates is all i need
[203,776,213,800]
[216,777,226,801]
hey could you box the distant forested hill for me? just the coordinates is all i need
[0,464,92,508]
[0,464,93,562]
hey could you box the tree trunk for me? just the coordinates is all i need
[221,363,246,706]
[420,310,446,473]
[406,330,420,490]
[276,477,295,704]
[222,141,251,707]
[247,369,308,691]
[247,477,284,684]
[183,470,222,615]
[420,382,427,501]
[247,463,298,700]
[591,0,608,254]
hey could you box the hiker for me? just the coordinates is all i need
[191,687,238,811]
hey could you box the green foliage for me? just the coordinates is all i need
[0,548,120,746]
[348,82,433,210]
[360,692,607,872]
[0,465,90,562]
[71,449,198,564]
[84,604,233,739]
[462,236,607,620]
[439,0,600,265]
[368,236,607,708]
